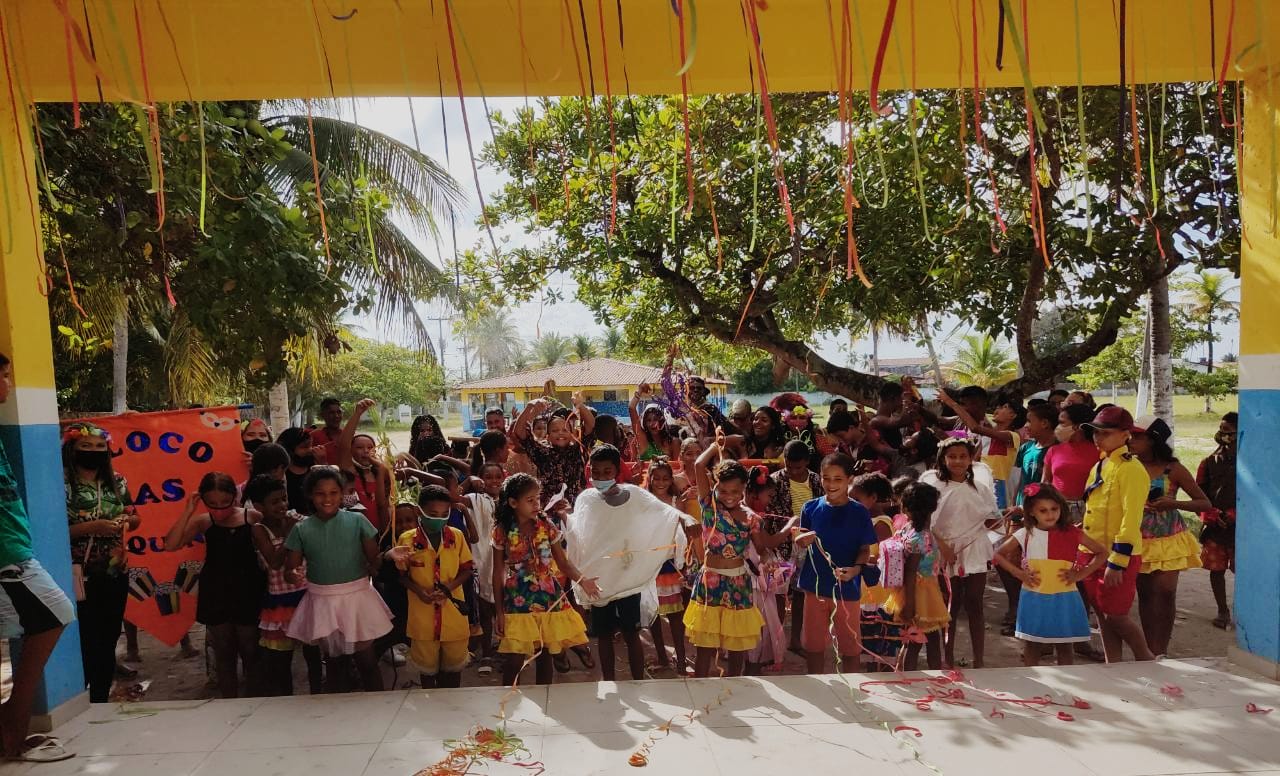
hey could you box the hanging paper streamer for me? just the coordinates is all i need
[1216,0,1236,127]
[305,101,333,265]
[741,0,795,236]
[1072,0,1093,246]
[0,5,45,279]
[594,0,619,234]
[1017,0,1050,267]
[997,0,1046,134]
[969,0,1008,236]
[441,0,499,255]
[868,0,897,116]
[561,0,593,135]
[676,0,696,214]
[131,1,166,231]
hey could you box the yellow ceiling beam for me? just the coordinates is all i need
[5,0,1275,104]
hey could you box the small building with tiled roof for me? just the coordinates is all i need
[457,357,731,432]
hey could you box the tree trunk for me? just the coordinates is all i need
[920,316,946,388]
[871,326,880,377]
[268,379,291,432]
[1205,318,1214,412]
[111,301,129,414]
[1135,296,1152,416]
[1151,275,1175,430]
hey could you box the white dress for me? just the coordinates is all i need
[920,463,1001,578]
[466,492,496,604]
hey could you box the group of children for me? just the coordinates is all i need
[53,374,1242,702]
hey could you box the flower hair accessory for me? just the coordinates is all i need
[61,423,110,445]
[750,465,769,486]
[1023,483,1042,498]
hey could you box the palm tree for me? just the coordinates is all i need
[532,333,572,367]
[570,333,598,363]
[509,343,532,372]
[1174,270,1240,374]
[600,326,624,356]
[945,334,1020,388]
[262,102,465,354]
[458,309,521,378]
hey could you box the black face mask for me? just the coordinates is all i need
[73,449,111,469]
[293,454,316,468]
[243,439,268,455]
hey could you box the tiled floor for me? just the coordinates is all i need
[3,658,1277,775]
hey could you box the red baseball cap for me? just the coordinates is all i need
[1083,406,1135,431]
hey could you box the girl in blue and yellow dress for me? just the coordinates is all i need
[683,439,774,678]
[1128,417,1212,656]
[992,483,1108,667]
[490,472,599,687]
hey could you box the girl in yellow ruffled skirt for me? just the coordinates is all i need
[1128,417,1213,656]
[883,481,951,670]
[491,473,600,687]
[683,439,771,678]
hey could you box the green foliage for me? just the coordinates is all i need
[307,337,446,409]
[531,332,571,367]
[569,333,598,362]
[1174,365,1238,403]
[1069,311,1201,389]
[468,84,1237,403]
[946,335,1019,388]
[731,359,778,395]
[40,99,462,409]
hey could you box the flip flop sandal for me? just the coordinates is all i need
[553,653,572,673]
[1212,615,1231,629]
[15,735,74,763]
[571,645,596,670]
[1000,623,1016,636]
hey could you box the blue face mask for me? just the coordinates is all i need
[592,479,616,493]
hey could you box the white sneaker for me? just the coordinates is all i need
[392,643,408,666]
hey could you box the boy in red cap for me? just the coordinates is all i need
[1079,406,1156,662]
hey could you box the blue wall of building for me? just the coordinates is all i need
[1236,389,1280,663]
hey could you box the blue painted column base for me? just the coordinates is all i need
[0,423,86,714]
[1235,390,1280,664]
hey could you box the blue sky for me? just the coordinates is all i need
[354,96,1240,381]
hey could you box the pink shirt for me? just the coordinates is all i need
[1044,440,1100,500]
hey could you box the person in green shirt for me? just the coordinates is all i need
[0,353,75,763]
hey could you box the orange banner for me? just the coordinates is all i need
[65,407,248,646]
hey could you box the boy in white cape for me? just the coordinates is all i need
[565,444,696,680]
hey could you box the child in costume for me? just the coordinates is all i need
[1196,412,1238,629]
[646,459,694,673]
[744,466,792,674]
[882,481,950,670]
[394,485,474,688]
[246,475,322,695]
[683,437,772,678]
[992,483,1107,666]
[851,473,899,671]
[490,472,599,687]
[285,467,393,692]
[920,437,1000,668]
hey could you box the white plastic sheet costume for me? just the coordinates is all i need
[564,485,693,626]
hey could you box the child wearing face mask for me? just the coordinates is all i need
[165,472,267,698]
[1041,404,1100,525]
[392,485,474,689]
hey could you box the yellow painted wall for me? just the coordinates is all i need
[1241,80,1280,358]
[7,1,1275,104]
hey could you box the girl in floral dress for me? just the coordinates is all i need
[491,472,599,687]
[683,437,770,678]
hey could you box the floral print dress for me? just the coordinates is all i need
[66,475,132,577]
[490,514,588,655]
[682,500,765,652]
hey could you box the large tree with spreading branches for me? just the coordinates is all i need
[467,84,1237,404]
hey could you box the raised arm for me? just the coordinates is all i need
[936,392,1001,439]
[694,440,720,503]
[163,492,212,551]
[339,398,377,473]
[512,398,548,444]
[629,384,652,449]
[572,391,595,439]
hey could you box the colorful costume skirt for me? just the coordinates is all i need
[499,608,589,657]
[1015,589,1091,643]
[285,578,394,656]
[259,587,307,652]
[683,566,764,652]
[1140,530,1203,574]
[884,576,951,634]
[656,559,686,615]
[859,606,901,660]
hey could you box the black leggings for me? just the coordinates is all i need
[261,645,324,696]
[77,573,129,703]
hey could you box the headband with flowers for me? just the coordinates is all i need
[61,423,110,445]
[1022,483,1043,499]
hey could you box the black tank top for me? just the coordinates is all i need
[196,519,266,626]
